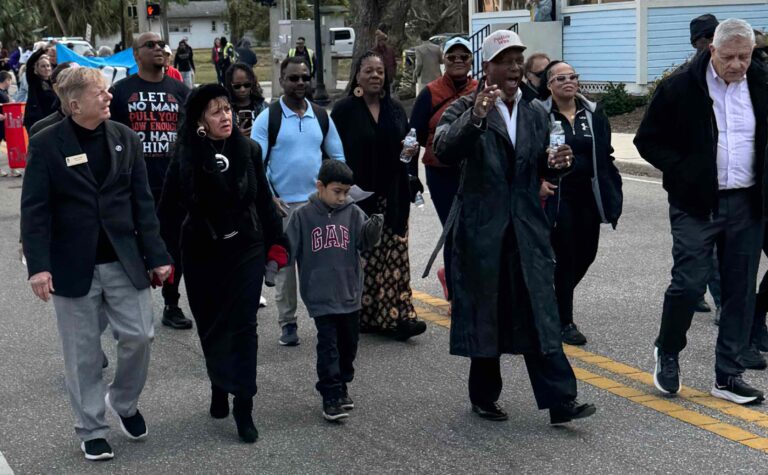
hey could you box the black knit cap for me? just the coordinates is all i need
[179,83,231,142]
[690,14,719,44]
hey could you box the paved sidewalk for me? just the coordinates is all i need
[612,132,661,178]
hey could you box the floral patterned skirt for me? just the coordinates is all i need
[360,200,417,332]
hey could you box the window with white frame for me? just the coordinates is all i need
[169,21,191,33]
[212,21,217,32]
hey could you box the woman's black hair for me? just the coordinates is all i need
[224,62,264,102]
[178,83,232,144]
[347,50,390,97]
[538,59,565,100]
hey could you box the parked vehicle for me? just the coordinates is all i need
[42,37,96,56]
[330,27,355,58]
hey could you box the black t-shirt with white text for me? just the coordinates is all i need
[109,74,190,198]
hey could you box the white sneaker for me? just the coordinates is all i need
[10,169,22,177]
[259,296,267,308]
[0,169,7,177]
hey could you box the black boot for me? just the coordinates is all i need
[232,396,258,443]
[210,385,229,419]
[391,318,427,341]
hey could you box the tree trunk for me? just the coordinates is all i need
[384,0,412,54]
[348,0,384,85]
[50,0,67,36]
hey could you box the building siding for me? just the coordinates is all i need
[647,4,768,80]
[563,8,636,83]
[471,11,531,36]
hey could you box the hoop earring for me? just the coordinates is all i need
[196,126,207,138]
[353,86,364,97]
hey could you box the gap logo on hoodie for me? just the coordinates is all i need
[311,224,350,252]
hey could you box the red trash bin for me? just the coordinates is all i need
[2,102,28,169]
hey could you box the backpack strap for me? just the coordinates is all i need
[264,100,283,196]
[310,102,330,153]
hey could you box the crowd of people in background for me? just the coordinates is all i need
[9,11,768,465]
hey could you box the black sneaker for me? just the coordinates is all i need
[561,323,587,346]
[754,322,768,352]
[471,402,508,421]
[322,400,349,422]
[162,305,193,330]
[653,347,680,394]
[81,438,114,461]
[741,344,767,370]
[694,298,712,313]
[279,323,300,346]
[339,392,354,411]
[712,374,765,405]
[392,318,427,342]
[105,394,148,440]
[550,399,597,425]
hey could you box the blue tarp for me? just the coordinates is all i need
[55,44,138,75]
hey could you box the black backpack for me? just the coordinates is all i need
[263,100,330,197]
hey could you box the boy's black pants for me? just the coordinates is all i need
[314,311,360,401]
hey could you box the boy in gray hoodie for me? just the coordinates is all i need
[286,160,383,421]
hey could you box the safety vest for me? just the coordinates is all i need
[288,48,314,72]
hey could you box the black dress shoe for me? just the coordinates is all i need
[694,298,712,313]
[162,305,193,330]
[471,402,508,421]
[561,323,587,346]
[391,319,427,341]
[550,399,597,425]
[742,345,768,370]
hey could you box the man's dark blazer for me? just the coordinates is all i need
[21,118,171,298]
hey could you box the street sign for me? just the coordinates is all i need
[85,23,92,44]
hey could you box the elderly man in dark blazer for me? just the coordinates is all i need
[21,67,172,461]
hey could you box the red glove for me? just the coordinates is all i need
[267,245,289,269]
[151,265,175,288]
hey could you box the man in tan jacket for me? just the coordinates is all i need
[414,31,442,94]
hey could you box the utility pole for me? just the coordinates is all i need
[312,0,329,105]
[137,0,149,34]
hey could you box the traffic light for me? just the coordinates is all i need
[146,3,161,18]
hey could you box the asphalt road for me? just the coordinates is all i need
[2,170,768,474]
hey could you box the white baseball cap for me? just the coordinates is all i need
[482,30,526,62]
[443,37,472,55]
[163,44,172,55]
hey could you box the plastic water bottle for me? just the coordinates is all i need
[400,128,418,163]
[548,120,566,167]
[414,192,425,209]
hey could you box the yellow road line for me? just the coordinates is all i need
[411,290,768,451]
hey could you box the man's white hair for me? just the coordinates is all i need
[713,18,756,48]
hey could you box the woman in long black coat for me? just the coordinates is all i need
[159,84,288,443]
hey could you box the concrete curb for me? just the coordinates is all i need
[615,158,662,179]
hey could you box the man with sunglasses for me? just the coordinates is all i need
[432,30,595,425]
[109,31,192,331]
[410,37,477,303]
[251,56,345,347]
[522,52,550,102]
[635,19,768,404]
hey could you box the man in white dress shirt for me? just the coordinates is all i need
[635,19,768,404]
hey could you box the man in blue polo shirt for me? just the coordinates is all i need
[251,56,345,346]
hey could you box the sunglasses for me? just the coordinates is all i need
[141,40,166,50]
[286,74,312,83]
[231,82,253,90]
[549,73,580,84]
[445,53,471,63]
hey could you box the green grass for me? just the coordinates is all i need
[192,48,350,88]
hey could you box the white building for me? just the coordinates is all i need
[168,0,229,49]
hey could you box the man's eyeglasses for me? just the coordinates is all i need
[232,82,253,90]
[445,53,471,63]
[286,74,312,83]
[141,40,166,50]
[549,73,580,84]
